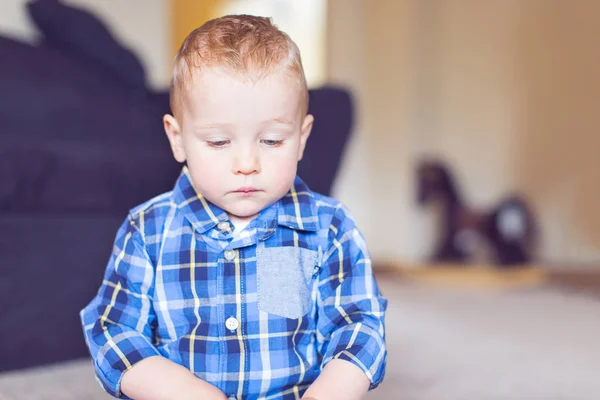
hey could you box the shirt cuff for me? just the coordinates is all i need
[321,323,387,390]
[94,332,161,398]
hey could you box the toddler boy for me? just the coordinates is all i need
[81,15,387,400]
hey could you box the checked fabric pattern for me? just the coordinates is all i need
[81,167,387,399]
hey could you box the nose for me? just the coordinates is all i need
[233,145,260,175]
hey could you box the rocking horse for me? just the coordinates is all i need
[416,159,537,267]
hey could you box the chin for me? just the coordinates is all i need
[227,205,264,219]
[224,194,279,219]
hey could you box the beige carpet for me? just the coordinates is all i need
[1,277,599,399]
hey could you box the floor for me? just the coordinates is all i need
[1,276,599,399]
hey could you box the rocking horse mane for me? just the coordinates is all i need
[417,160,462,206]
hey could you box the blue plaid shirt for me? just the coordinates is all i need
[81,167,387,399]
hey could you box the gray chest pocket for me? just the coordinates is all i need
[256,242,318,319]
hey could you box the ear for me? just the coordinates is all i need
[163,114,186,163]
[297,114,314,161]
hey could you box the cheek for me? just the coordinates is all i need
[183,137,226,169]
[187,158,220,194]
[183,142,228,192]
[263,154,298,187]
[262,141,300,171]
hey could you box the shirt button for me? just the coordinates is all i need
[224,249,236,261]
[228,396,236,400]
[217,221,229,231]
[225,317,239,331]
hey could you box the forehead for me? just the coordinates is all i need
[183,67,303,122]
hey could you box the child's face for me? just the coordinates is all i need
[164,67,313,224]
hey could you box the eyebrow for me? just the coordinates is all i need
[270,117,294,126]
[193,123,234,132]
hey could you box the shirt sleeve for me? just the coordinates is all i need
[80,216,160,398]
[315,207,388,390]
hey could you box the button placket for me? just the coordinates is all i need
[225,316,239,332]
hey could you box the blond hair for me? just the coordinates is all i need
[170,15,308,118]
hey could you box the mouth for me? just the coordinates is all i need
[233,187,260,194]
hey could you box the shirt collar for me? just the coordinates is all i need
[172,167,319,234]
[172,166,228,234]
[277,176,319,232]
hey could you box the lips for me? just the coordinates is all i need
[234,187,259,193]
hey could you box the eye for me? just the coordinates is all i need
[261,139,284,147]
[207,140,230,148]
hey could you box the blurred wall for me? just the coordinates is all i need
[0,1,37,40]
[515,0,600,264]
[328,0,600,265]
[328,0,432,263]
[0,0,171,89]
[326,0,374,249]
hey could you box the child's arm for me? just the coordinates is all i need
[306,208,388,399]
[120,356,227,400]
[80,217,225,399]
[301,359,370,400]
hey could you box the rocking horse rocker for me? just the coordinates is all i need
[416,160,537,267]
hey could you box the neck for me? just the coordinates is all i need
[228,214,256,225]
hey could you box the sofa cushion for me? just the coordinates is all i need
[26,0,146,89]
[0,135,180,214]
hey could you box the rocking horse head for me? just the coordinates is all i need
[416,160,461,206]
